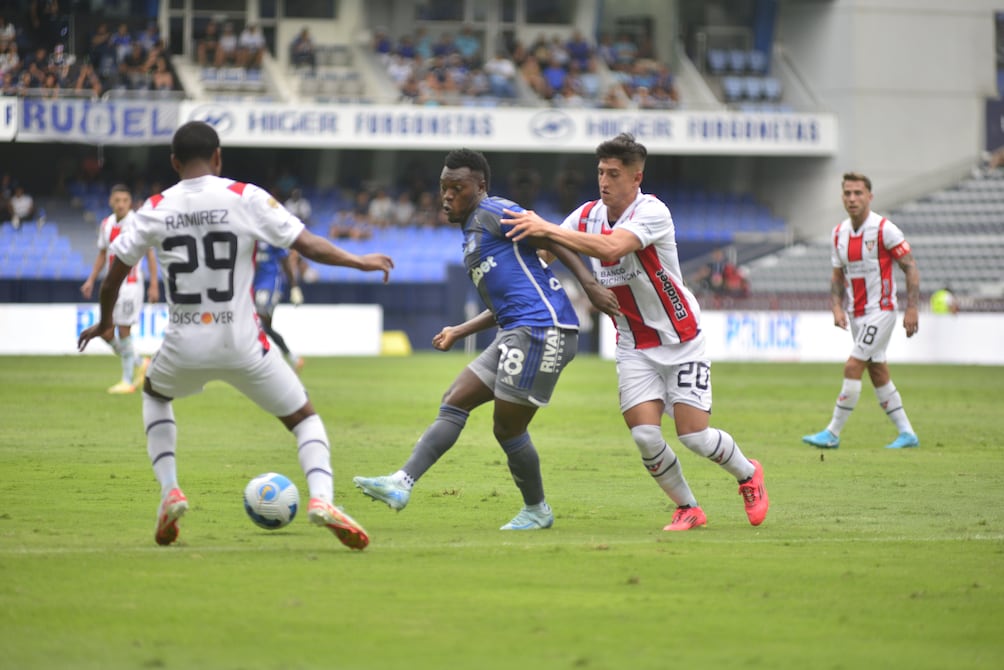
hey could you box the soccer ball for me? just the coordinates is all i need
[243,472,299,530]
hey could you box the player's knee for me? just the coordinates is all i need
[630,424,665,459]
[678,428,715,458]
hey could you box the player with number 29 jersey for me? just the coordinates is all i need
[111,176,304,368]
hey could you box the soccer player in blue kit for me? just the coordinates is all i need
[253,240,305,371]
[354,148,620,530]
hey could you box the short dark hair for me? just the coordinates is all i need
[596,132,647,167]
[444,148,491,189]
[842,171,872,192]
[110,183,131,195]
[171,121,220,165]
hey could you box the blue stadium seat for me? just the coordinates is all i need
[748,50,768,74]
[722,77,744,102]
[728,49,747,73]
[707,49,728,75]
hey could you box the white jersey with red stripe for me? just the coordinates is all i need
[97,210,144,285]
[561,192,705,362]
[831,211,911,318]
[109,175,305,368]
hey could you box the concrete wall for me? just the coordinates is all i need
[768,0,999,239]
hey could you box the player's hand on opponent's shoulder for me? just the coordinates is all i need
[289,285,304,306]
[432,326,460,351]
[502,209,550,242]
[358,253,394,284]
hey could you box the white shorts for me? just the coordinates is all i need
[615,347,713,417]
[113,282,144,327]
[848,310,897,363]
[146,345,307,416]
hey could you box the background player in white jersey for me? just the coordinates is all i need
[77,121,394,550]
[80,184,159,394]
[253,240,305,371]
[504,133,769,532]
[353,148,619,531]
[802,172,921,450]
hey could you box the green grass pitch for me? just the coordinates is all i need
[1,354,1002,669]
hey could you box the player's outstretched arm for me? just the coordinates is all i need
[291,229,394,284]
[502,208,638,263]
[432,309,496,351]
[78,258,131,351]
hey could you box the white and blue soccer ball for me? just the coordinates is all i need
[243,472,299,530]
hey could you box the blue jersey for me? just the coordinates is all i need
[462,196,579,330]
[254,241,288,294]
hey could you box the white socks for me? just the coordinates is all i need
[827,378,862,436]
[143,393,178,497]
[293,415,333,502]
[678,427,755,482]
[875,381,915,434]
[630,425,698,508]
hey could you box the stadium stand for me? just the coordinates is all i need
[742,171,1004,309]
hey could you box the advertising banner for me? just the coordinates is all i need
[16,97,179,144]
[179,101,838,155]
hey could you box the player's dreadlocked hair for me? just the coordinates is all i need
[172,121,221,164]
[596,132,648,168]
[444,148,491,190]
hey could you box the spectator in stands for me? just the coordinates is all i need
[0,16,15,53]
[368,187,394,229]
[329,190,373,240]
[555,161,585,213]
[136,21,160,53]
[541,55,567,99]
[150,55,175,92]
[215,22,238,67]
[237,23,266,69]
[197,19,220,67]
[24,45,49,82]
[413,27,433,60]
[290,27,316,70]
[74,59,103,98]
[432,32,458,59]
[284,187,312,225]
[454,24,481,65]
[483,49,517,98]
[566,30,592,70]
[0,42,20,78]
[395,34,417,60]
[120,41,150,89]
[372,27,393,61]
[9,183,37,230]
[386,53,415,87]
[596,32,616,67]
[413,190,440,228]
[693,248,733,300]
[554,78,586,108]
[111,22,133,63]
[88,21,114,72]
[391,191,415,227]
[39,70,60,97]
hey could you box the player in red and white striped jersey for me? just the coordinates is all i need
[78,121,393,549]
[802,172,921,450]
[504,132,768,531]
[80,184,159,394]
